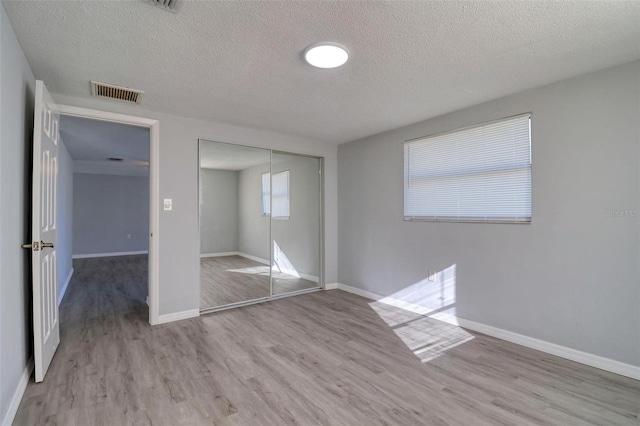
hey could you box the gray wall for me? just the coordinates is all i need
[238,162,271,261]
[72,173,149,256]
[0,4,35,422]
[338,61,640,366]
[200,168,238,254]
[56,140,74,302]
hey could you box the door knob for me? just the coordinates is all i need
[21,241,53,251]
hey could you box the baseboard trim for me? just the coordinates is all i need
[237,252,270,265]
[58,267,74,306]
[334,283,640,380]
[157,309,200,325]
[72,250,148,259]
[200,251,238,258]
[454,317,640,380]
[324,282,338,290]
[1,359,34,426]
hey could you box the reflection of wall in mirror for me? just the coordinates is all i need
[238,162,271,262]
[200,168,239,255]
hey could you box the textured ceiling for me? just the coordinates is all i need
[5,0,640,144]
[60,115,149,176]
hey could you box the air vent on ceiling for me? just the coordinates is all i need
[90,81,144,104]
[144,0,183,13]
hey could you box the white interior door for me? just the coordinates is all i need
[28,80,60,382]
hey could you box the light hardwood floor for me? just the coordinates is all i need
[14,256,640,425]
[200,255,318,309]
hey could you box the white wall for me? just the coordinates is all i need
[53,93,338,316]
[56,140,74,303]
[0,4,35,423]
[338,61,640,367]
[72,173,149,256]
[200,168,239,254]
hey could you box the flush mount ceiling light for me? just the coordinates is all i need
[304,42,349,69]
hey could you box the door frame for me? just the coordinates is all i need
[58,104,160,325]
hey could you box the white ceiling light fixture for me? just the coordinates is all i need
[304,42,349,69]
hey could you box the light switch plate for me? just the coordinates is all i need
[163,198,172,211]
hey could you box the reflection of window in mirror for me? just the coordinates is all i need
[261,170,290,219]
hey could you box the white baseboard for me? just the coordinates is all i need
[454,317,640,380]
[335,283,381,300]
[324,283,338,290]
[157,309,200,325]
[334,283,640,380]
[72,250,148,259]
[200,251,238,258]
[58,267,74,306]
[1,359,33,426]
[237,252,270,265]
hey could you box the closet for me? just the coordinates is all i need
[198,140,322,312]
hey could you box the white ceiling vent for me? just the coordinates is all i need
[144,0,183,13]
[90,81,144,104]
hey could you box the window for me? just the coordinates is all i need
[261,170,290,219]
[404,114,531,223]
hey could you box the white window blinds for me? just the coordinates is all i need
[261,170,290,219]
[404,114,531,223]
[272,170,290,219]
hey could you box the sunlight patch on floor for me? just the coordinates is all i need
[368,264,474,363]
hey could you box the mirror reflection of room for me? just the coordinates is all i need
[199,142,271,309]
[199,141,322,312]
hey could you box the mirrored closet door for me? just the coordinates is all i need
[199,141,271,310]
[199,140,322,312]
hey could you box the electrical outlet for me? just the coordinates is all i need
[163,198,172,211]
[428,269,437,282]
